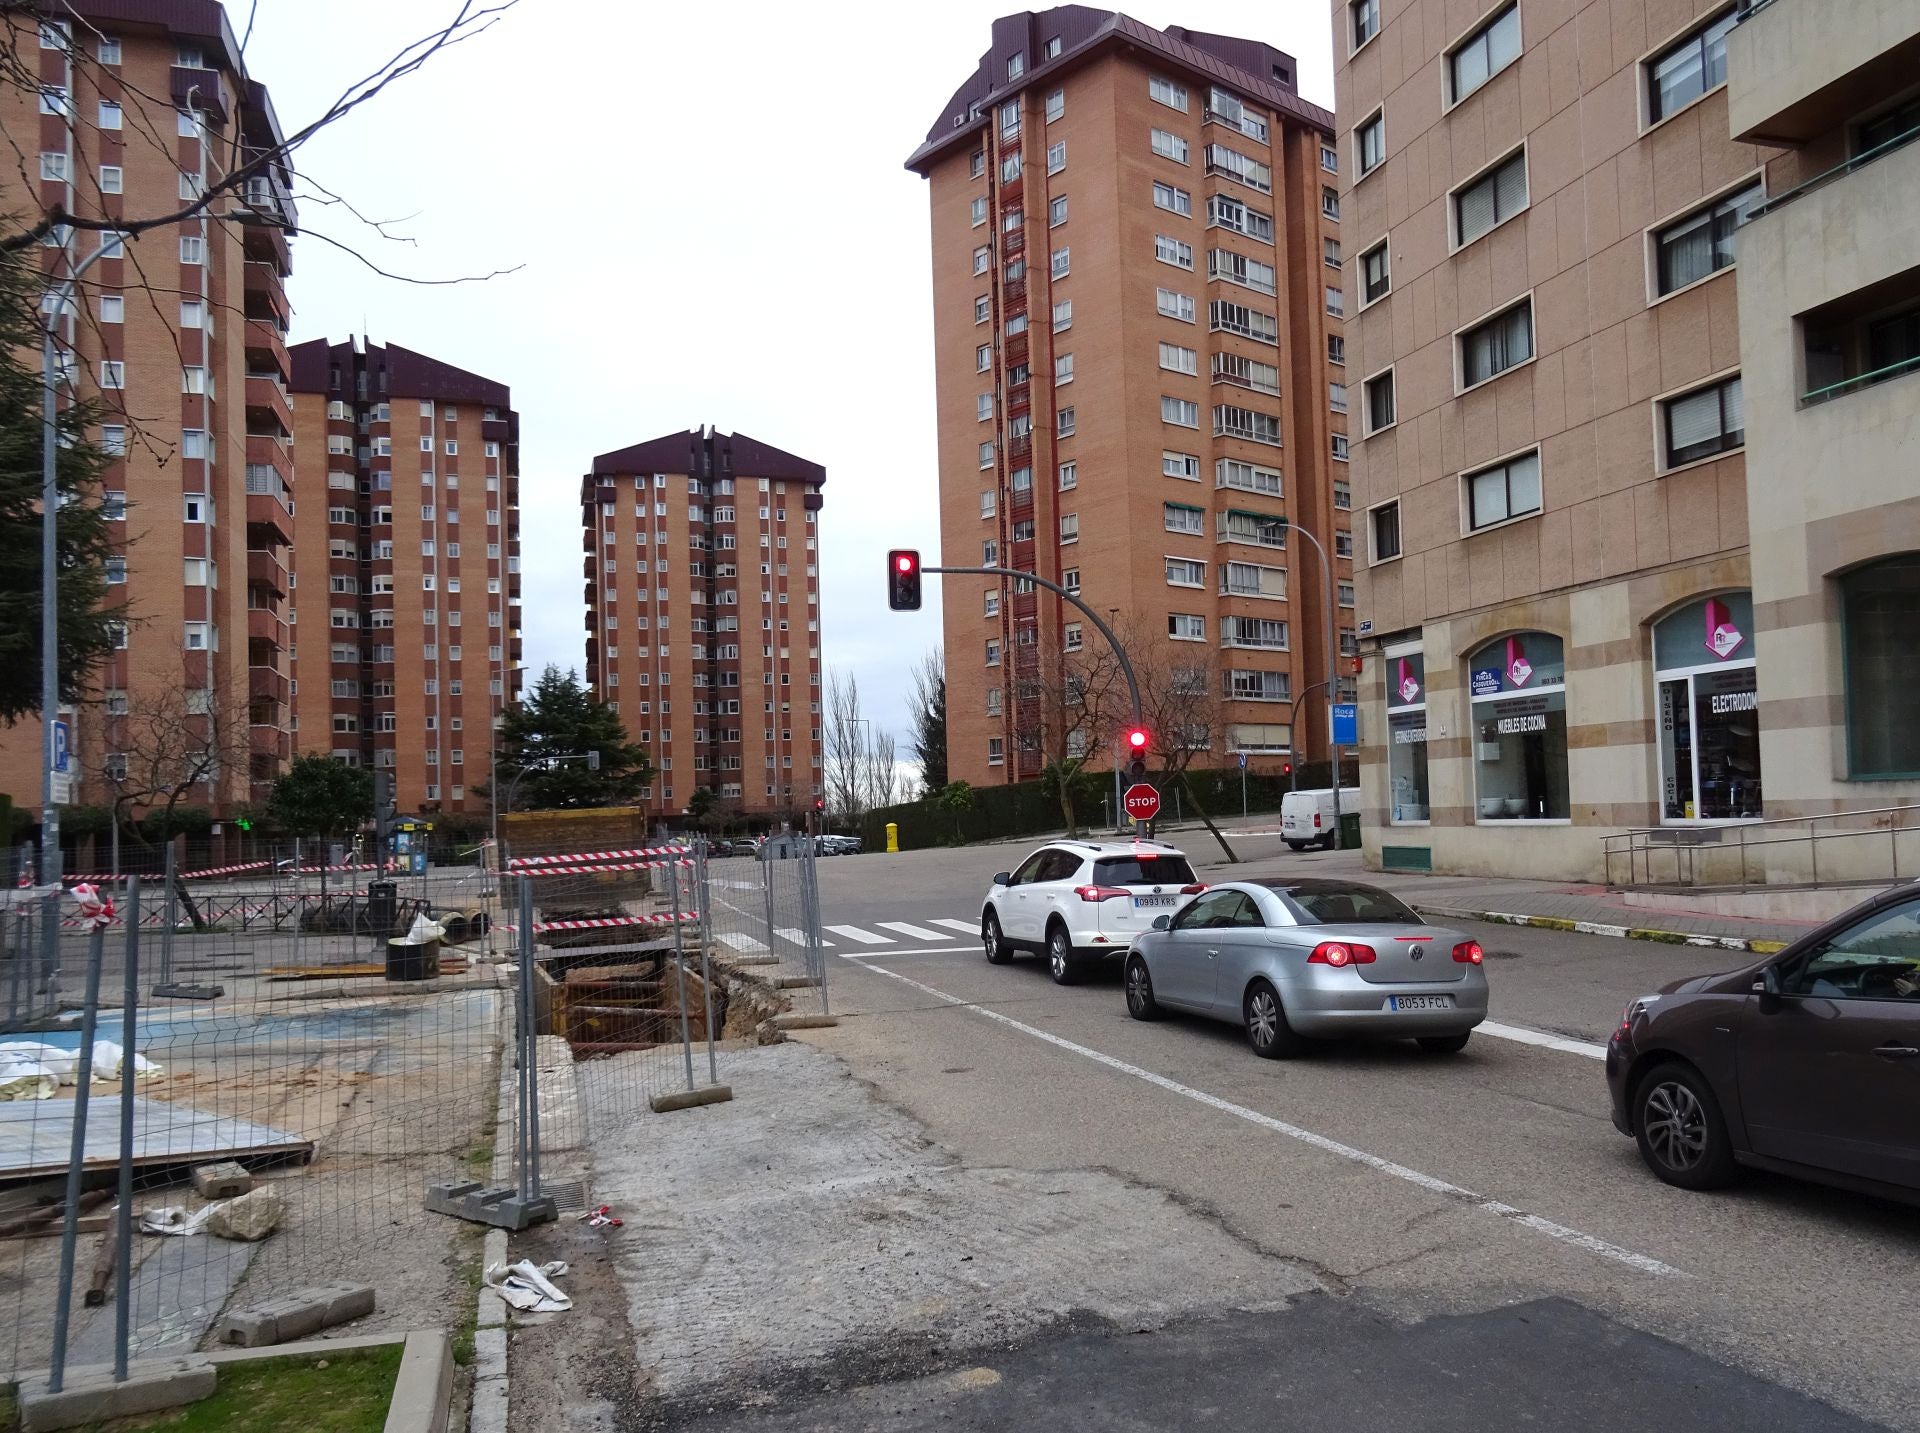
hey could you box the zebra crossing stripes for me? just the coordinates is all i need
[825,924,896,946]
[927,918,980,936]
[775,927,832,948]
[875,921,952,941]
[715,931,769,952]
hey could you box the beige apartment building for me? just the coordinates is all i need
[909,8,1354,789]
[581,430,826,829]
[286,340,523,819]
[0,2,295,849]
[1337,0,1920,880]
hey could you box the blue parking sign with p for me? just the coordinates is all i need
[52,720,70,773]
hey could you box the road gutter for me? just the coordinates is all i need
[1411,905,1789,956]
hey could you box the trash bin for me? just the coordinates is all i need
[386,936,441,981]
[1338,811,1362,848]
[365,880,398,938]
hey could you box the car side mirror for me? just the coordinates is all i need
[1752,964,1783,1008]
[992,871,1011,887]
[1152,914,1171,931]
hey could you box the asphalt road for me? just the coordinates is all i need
[782,836,1920,1433]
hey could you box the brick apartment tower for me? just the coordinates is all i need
[581,430,825,829]
[0,2,295,846]
[908,7,1353,789]
[287,340,522,818]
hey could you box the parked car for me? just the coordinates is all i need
[1124,878,1487,1058]
[982,840,1202,984]
[1606,883,1920,1202]
[1280,788,1362,851]
[818,835,862,856]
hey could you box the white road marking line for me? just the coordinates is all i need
[877,921,953,941]
[838,946,960,959]
[715,932,768,952]
[862,963,1687,1282]
[1479,1020,1608,1060]
[776,927,831,948]
[825,924,895,946]
[928,918,982,935]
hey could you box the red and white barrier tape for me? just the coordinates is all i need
[501,912,697,935]
[512,860,692,876]
[68,883,115,931]
[507,847,690,869]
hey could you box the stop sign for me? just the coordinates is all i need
[1123,783,1161,821]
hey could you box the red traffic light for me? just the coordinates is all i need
[894,553,916,574]
[812,797,825,811]
[887,549,922,611]
[1126,727,1149,752]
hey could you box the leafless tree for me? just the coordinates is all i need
[823,668,866,830]
[863,729,898,812]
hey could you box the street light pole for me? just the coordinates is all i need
[1285,522,1346,851]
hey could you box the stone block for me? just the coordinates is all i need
[16,1358,215,1432]
[216,1283,375,1348]
[191,1161,253,1200]
[205,1184,283,1242]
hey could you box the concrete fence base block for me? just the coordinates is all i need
[769,975,822,989]
[771,1012,839,1031]
[16,1357,215,1433]
[423,1179,557,1231]
[216,1282,376,1348]
[648,1084,735,1114]
[383,1329,453,1433]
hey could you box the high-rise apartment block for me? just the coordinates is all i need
[0,3,296,832]
[582,429,826,828]
[287,340,522,816]
[1337,0,1920,880]
[910,9,1353,789]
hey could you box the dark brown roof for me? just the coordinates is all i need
[287,338,511,409]
[907,5,1332,174]
[592,428,825,486]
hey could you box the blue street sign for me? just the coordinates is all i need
[1237,751,1248,769]
[1332,703,1359,747]
[52,719,70,774]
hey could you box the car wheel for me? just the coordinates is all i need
[1125,955,1161,1020]
[1244,980,1305,1059]
[982,910,1011,965]
[1417,1032,1472,1055]
[1285,841,1306,852]
[1046,924,1081,985]
[1633,1062,1739,1191]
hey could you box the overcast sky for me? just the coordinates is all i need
[247,0,1337,751]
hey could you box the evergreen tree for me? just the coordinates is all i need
[490,666,653,810]
[268,754,374,840]
[0,249,119,723]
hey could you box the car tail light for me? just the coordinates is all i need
[1308,941,1375,967]
[1313,813,1322,829]
[1180,883,1207,894]
[1074,884,1131,902]
[1452,940,1484,965]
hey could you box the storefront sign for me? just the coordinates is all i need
[1704,596,1745,661]
[1471,668,1502,697]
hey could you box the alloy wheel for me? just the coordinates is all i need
[1247,988,1279,1049]
[1126,960,1151,1014]
[1049,931,1069,980]
[1642,1080,1708,1172]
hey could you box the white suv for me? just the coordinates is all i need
[981,840,1202,984]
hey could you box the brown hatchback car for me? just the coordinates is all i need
[1606,883,1920,1203]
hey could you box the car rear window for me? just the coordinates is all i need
[1094,854,1196,886]
[1283,886,1422,924]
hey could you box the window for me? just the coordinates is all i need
[1049,300,1073,334]
[975,295,991,324]
[1454,149,1527,247]
[1330,382,1349,414]
[1163,451,1201,479]
[1662,375,1744,468]
[1151,128,1189,163]
[184,622,210,651]
[1208,195,1273,242]
[180,235,203,264]
[973,245,991,276]
[181,428,208,460]
[1339,583,1356,607]
[1370,501,1402,562]
[1842,557,1920,777]
[986,639,1002,667]
[985,591,1000,619]
[977,344,992,372]
[1011,519,1035,542]
[1208,248,1276,294]
[1324,238,1341,269]
[1322,186,1340,220]
[1357,110,1385,176]
[978,392,995,422]
[1169,614,1205,641]
[39,152,68,182]
[1211,300,1278,344]
[1006,312,1027,337]
[104,556,127,585]
[983,540,998,565]
[99,360,125,390]
[1152,181,1191,218]
[1048,142,1067,176]
[1205,144,1271,194]
[102,425,126,456]
[1460,299,1534,386]
[1164,502,1204,535]
[1215,405,1281,445]
[1219,510,1288,549]
[1166,558,1206,588]
[1159,342,1198,375]
[1155,234,1194,269]
[1217,459,1281,496]
[1360,242,1390,304]
[1046,88,1064,122]
[1649,9,1735,123]
[1334,480,1352,511]
[980,490,997,519]
[1150,75,1188,111]
[1468,632,1569,819]
[988,738,1005,765]
[182,366,207,394]
[970,150,986,178]
[1161,396,1200,428]
[1222,561,1287,599]
[1227,669,1290,702]
[1057,407,1076,437]
[971,196,988,227]
[1007,52,1024,80]
[1011,464,1033,493]
[1383,648,1430,821]
[1364,370,1396,432]
[1653,594,1762,819]
[1057,462,1076,492]
[1215,353,1281,395]
[1055,354,1074,385]
[1001,152,1022,183]
[1449,3,1520,103]
[1225,616,1288,650]
[1352,0,1380,48]
[1465,450,1542,530]
[1326,285,1345,317]
[1052,247,1070,278]
[1655,183,1762,295]
[1156,288,1196,322]
[1332,434,1351,461]
[39,86,70,116]
[1059,513,1079,544]
[98,295,125,325]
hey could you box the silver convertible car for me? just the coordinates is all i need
[1124,878,1489,1057]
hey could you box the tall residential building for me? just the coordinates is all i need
[1336,0,1920,881]
[0,3,295,841]
[581,429,826,829]
[908,8,1351,789]
[287,340,522,818]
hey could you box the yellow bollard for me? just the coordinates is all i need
[886,822,899,854]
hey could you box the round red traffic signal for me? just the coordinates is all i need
[894,554,915,573]
[1126,728,1149,752]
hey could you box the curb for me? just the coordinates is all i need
[1411,904,1789,956]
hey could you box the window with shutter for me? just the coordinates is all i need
[1662,376,1744,467]
[1455,151,1528,246]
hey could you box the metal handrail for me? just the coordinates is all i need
[1604,803,1920,892]
[1746,122,1920,221]
[1802,352,1920,405]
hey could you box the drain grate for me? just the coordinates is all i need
[541,1179,588,1214]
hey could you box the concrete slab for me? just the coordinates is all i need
[215,1282,375,1347]
[15,1356,215,1433]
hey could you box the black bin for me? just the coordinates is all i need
[386,936,441,981]
[365,880,398,938]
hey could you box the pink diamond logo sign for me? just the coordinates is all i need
[1704,596,1745,660]
[1505,637,1533,689]
[1396,658,1421,706]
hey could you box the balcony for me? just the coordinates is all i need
[1728,0,1920,145]
[247,607,286,649]
[245,318,291,384]
[246,549,288,595]
[170,66,227,122]
[246,434,293,484]
[249,723,291,762]
[244,261,291,326]
[246,489,294,547]
[249,667,290,705]
[246,374,294,435]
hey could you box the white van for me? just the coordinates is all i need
[1280,788,1361,851]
